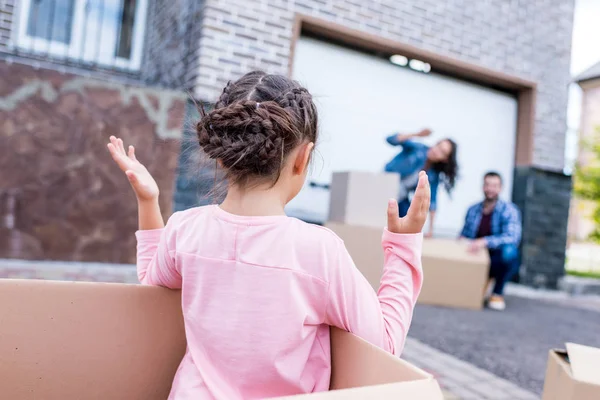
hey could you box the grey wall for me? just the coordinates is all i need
[142,0,205,90]
[173,101,224,211]
[513,168,572,289]
[0,0,15,52]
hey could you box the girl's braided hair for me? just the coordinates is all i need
[196,71,318,187]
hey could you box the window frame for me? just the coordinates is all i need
[16,0,148,71]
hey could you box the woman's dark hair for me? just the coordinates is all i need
[196,71,318,187]
[432,138,458,194]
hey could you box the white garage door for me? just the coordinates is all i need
[287,37,518,237]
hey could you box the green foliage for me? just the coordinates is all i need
[574,129,600,243]
[566,269,600,280]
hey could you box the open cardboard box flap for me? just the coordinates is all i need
[565,343,600,385]
[0,279,442,399]
[285,328,443,399]
[542,344,600,400]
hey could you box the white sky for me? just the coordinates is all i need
[565,0,600,173]
[571,0,600,75]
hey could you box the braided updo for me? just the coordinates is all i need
[196,71,318,187]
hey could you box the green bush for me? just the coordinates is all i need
[574,130,600,243]
[566,269,600,280]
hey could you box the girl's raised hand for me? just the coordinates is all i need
[387,171,430,234]
[107,136,159,202]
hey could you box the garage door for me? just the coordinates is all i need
[287,36,518,237]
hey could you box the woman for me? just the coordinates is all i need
[385,128,458,237]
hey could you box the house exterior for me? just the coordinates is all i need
[0,0,188,264]
[569,61,600,241]
[0,0,576,289]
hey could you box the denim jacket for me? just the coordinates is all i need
[460,199,522,250]
[384,134,440,211]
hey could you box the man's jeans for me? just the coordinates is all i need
[488,244,520,296]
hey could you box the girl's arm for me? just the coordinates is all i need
[325,172,429,356]
[137,198,164,231]
[135,215,182,288]
[108,136,180,288]
[107,135,164,230]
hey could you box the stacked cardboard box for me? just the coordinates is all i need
[326,171,490,310]
[328,171,401,229]
[542,343,600,400]
[419,239,489,310]
[0,279,443,399]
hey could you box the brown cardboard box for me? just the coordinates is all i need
[0,279,443,399]
[328,171,399,229]
[326,223,490,310]
[0,279,186,400]
[541,343,600,400]
[419,238,490,310]
[325,222,387,290]
[285,328,443,399]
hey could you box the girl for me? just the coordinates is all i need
[384,128,458,237]
[108,71,429,399]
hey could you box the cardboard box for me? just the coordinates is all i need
[419,238,490,310]
[325,222,387,290]
[284,328,443,399]
[329,171,399,229]
[0,279,443,399]
[542,343,600,400]
[0,279,186,400]
[326,223,490,310]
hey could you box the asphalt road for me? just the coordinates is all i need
[408,295,600,394]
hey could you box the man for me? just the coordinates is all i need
[460,172,522,311]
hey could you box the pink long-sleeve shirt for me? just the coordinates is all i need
[136,205,423,399]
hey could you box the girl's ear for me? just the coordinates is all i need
[293,142,314,175]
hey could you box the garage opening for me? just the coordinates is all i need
[287,35,519,237]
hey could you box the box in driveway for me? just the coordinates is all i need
[419,238,489,310]
[325,223,490,310]
[0,279,443,400]
[542,343,600,400]
[328,171,399,229]
[325,222,388,290]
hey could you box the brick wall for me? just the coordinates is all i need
[0,0,15,51]
[513,167,572,288]
[190,0,574,172]
[172,101,225,211]
[142,0,205,90]
[0,61,186,263]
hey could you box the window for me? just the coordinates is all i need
[26,0,75,44]
[17,0,148,70]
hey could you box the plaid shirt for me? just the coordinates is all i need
[460,199,522,250]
